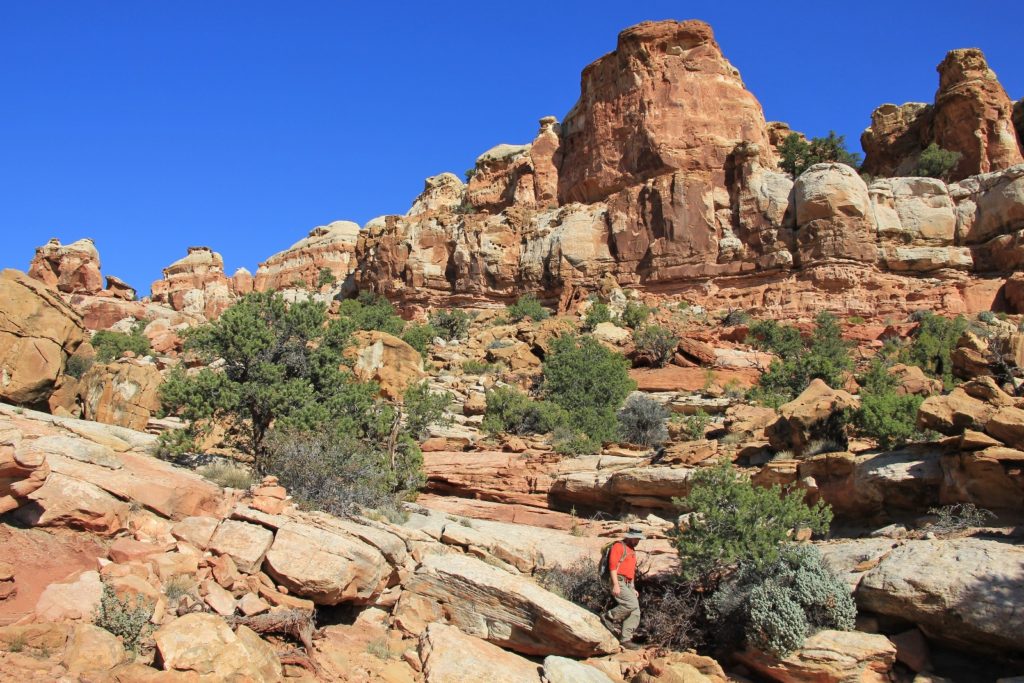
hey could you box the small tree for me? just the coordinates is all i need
[855,357,924,449]
[482,386,568,436]
[673,459,833,581]
[317,267,337,288]
[913,143,961,180]
[401,322,439,358]
[583,302,613,331]
[338,292,405,336]
[633,325,678,368]
[779,131,861,178]
[903,311,967,389]
[542,334,636,449]
[92,322,152,362]
[403,380,452,441]
[429,309,471,341]
[621,301,651,330]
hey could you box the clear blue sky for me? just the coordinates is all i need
[2,1,1021,293]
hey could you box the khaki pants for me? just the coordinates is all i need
[607,580,640,641]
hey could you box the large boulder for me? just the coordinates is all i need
[263,519,389,605]
[62,623,128,678]
[153,613,282,681]
[208,520,274,574]
[253,220,359,292]
[349,330,425,399]
[28,238,104,294]
[557,19,772,204]
[0,439,50,515]
[857,539,1024,653]
[767,379,858,455]
[419,623,542,683]
[64,359,163,430]
[794,164,877,266]
[736,630,896,683]
[0,269,88,405]
[396,552,618,657]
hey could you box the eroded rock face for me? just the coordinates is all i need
[794,164,876,267]
[557,20,772,204]
[862,48,1022,181]
[736,630,896,683]
[150,246,238,320]
[28,238,104,295]
[253,220,359,292]
[50,360,163,431]
[0,269,88,405]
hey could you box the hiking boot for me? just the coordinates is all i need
[620,639,641,650]
[600,613,619,636]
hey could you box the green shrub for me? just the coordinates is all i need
[317,267,337,288]
[722,309,752,327]
[403,380,452,441]
[338,292,405,335]
[677,409,711,442]
[401,323,439,358]
[552,427,596,456]
[197,461,254,490]
[913,143,962,180]
[506,293,550,323]
[779,131,862,178]
[461,359,500,375]
[903,311,967,389]
[543,334,636,449]
[584,302,613,331]
[482,386,569,436]
[633,325,678,368]
[65,353,93,379]
[155,428,198,463]
[707,545,855,658]
[855,358,925,449]
[748,312,852,407]
[847,315,866,325]
[94,582,154,653]
[978,310,997,324]
[92,323,151,362]
[429,309,471,341]
[621,301,651,329]
[618,394,670,447]
[673,460,833,581]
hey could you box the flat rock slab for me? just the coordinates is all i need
[420,623,541,683]
[208,520,273,574]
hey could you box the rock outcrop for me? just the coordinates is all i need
[349,331,425,399]
[736,630,896,683]
[0,269,87,406]
[253,220,359,292]
[863,48,1023,181]
[150,246,244,320]
[49,359,162,430]
[27,238,104,295]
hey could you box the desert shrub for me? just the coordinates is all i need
[317,267,337,288]
[748,312,852,407]
[92,323,151,362]
[461,359,500,375]
[673,459,833,581]
[584,302,613,331]
[633,325,678,368]
[506,293,550,322]
[482,386,569,436]
[401,323,439,358]
[706,545,855,658]
[855,358,925,449]
[978,310,997,324]
[403,380,452,441]
[903,311,967,389]
[95,582,154,653]
[721,309,752,327]
[913,143,962,180]
[536,558,607,613]
[552,427,596,455]
[927,503,995,534]
[155,428,198,463]
[677,409,711,442]
[429,309,471,341]
[337,292,405,336]
[163,575,198,602]
[65,354,93,379]
[618,394,670,447]
[779,131,862,178]
[543,334,636,450]
[263,429,423,516]
[621,301,651,330]
[197,461,254,490]
[847,315,866,325]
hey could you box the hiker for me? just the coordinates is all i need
[601,527,643,649]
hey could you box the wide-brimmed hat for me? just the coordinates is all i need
[624,527,645,539]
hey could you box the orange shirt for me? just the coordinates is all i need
[608,541,637,581]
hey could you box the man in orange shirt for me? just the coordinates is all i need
[602,527,643,649]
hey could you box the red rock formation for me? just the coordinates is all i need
[28,238,104,295]
[1014,99,1023,148]
[557,20,773,204]
[150,246,237,320]
[253,221,359,292]
[862,49,1022,181]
